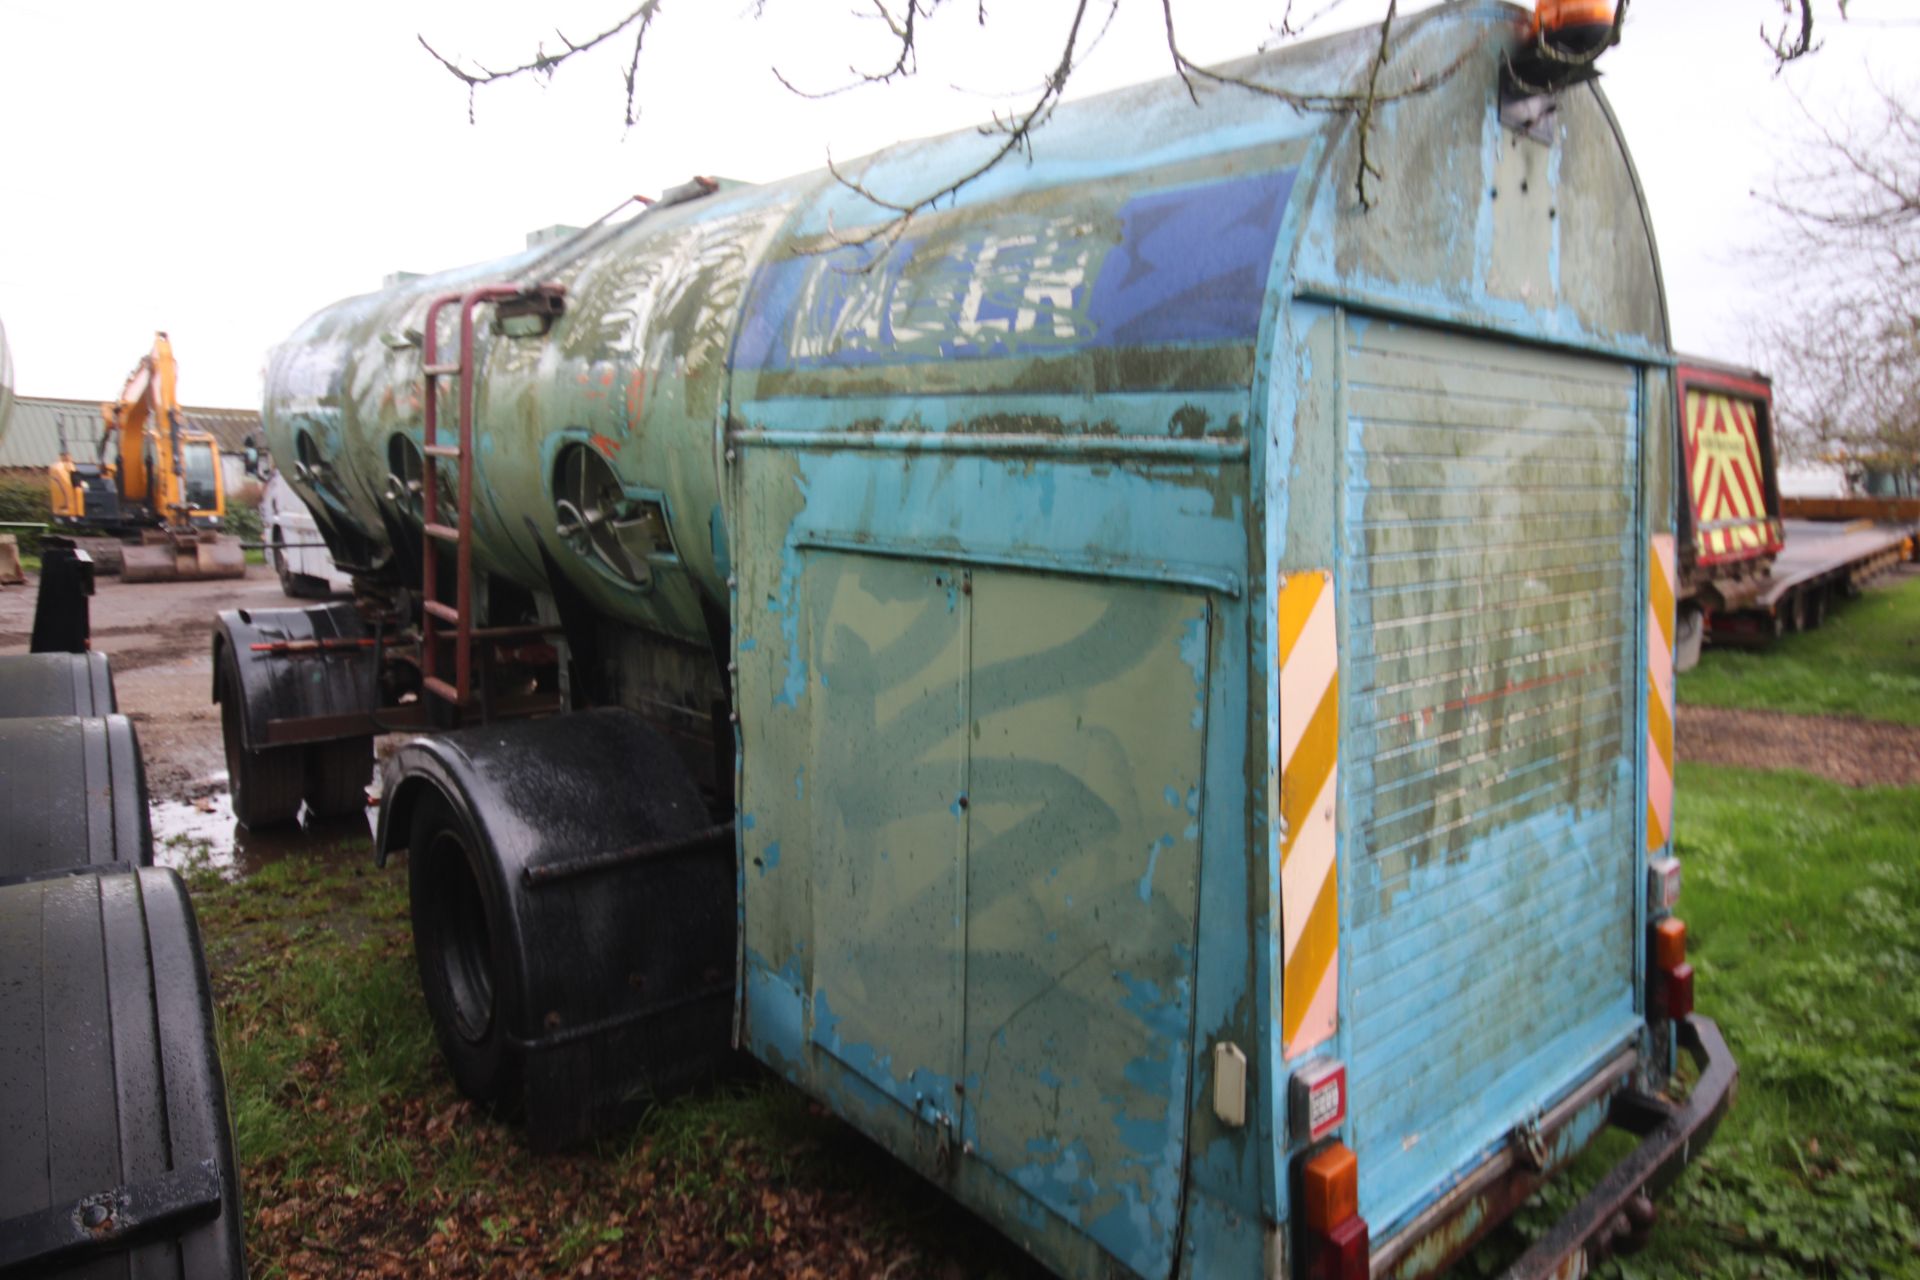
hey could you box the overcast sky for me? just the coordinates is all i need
[2,0,1915,407]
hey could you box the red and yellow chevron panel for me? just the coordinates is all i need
[1684,389,1782,566]
[1278,569,1339,1060]
[1647,534,1675,851]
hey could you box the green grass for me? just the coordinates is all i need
[199,772,1920,1280]
[1460,763,1920,1280]
[179,841,1044,1279]
[1680,573,1920,725]
[181,567,1920,1278]
[1626,763,1920,1278]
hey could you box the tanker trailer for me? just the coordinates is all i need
[217,4,1733,1277]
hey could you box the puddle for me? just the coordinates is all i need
[151,771,382,878]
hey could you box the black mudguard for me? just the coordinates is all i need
[0,868,246,1279]
[0,715,150,882]
[28,539,95,655]
[376,708,736,1150]
[0,652,116,718]
[212,602,377,750]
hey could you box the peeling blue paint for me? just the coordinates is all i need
[720,6,1676,1274]
[1138,840,1162,903]
[1179,611,1209,730]
[772,541,808,708]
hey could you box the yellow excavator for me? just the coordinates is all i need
[49,332,244,581]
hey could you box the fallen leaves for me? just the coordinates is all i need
[202,859,1046,1280]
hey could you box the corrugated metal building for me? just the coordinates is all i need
[0,394,260,472]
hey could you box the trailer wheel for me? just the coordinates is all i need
[408,790,521,1108]
[1807,588,1828,630]
[1788,590,1808,633]
[0,870,246,1279]
[218,643,304,828]
[306,736,374,819]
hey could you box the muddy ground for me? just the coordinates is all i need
[0,564,375,867]
[1677,703,1920,787]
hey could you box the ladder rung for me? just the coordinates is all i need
[424,522,461,543]
[422,675,466,705]
[423,444,462,459]
[424,600,461,625]
[423,363,462,377]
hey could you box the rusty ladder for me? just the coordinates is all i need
[419,285,566,722]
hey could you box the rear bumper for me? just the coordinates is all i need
[1499,1016,1737,1279]
[1368,1016,1737,1280]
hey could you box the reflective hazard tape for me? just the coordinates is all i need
[1686,391,1774,563]
[1278,569,1339,1060]
[1647,534,1675,851]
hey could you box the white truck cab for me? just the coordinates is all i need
[258,453,350,598]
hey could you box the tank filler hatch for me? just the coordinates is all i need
[552,443,673,587]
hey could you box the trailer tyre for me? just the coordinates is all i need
[408,789,521,1108]
[306,735,374,819]
[0,870,246,1279]
[218,642,304,828]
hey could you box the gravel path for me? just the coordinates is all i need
[1678,703,1920,788]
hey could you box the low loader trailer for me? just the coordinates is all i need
[219,4,1732,1277]
[1671,357,1918,664]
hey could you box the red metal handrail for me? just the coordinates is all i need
[419,284,563,719]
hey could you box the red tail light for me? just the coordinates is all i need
[1660,961,1695,1019]
[1302,1142,1369,1280]
[1649,917,1693,1020]
[1309,1215,1370,1280]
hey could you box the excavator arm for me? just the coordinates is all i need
[55,332,243,581]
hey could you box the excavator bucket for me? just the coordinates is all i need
[121,531,245,583]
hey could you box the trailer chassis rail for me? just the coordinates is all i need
[1367,1016,1736,1280]
[1500,1016,1737,1279]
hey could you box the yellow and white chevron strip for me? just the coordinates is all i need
[1278,569,1339,1060]
[1647,535,1676,851]
[1687,391,1769,559]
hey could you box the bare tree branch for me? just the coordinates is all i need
[1753,82,1920,467]
[1351,0,1398,210]
[1161,0,1486,210]
[435,0,1836,248]
[419,2,662,126]
[1765,0,1820,64]
[820,0,1105,256]
[1269,0,1361,46]
[770,0,944,102]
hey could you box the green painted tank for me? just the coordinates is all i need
[264,179,802,647]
